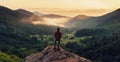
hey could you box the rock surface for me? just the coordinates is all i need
[24,45,92,62]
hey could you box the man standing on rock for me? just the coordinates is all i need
[54,27,62,50]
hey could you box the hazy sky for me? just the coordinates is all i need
[1,0,120,17]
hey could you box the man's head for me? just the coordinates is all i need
[57,27,60,31]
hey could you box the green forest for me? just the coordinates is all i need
[0,6,120,62]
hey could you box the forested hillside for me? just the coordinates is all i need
[64,8,120,62]
[0,6,69,62]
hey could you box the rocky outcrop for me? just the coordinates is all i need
[24,45,92,62]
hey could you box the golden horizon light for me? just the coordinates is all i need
[0,0,120,27]
[0,0,120,17]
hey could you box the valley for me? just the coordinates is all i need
[0,6,120,62]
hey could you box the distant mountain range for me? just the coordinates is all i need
[33,11,70,18]
[0,5,120,31]
[41,14,70,18]
[65,8,120,30]
[15,8,70,25]
[0,6,69,35]
[0,6,70,25]
[72,15,91,20]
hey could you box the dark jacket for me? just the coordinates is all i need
[54,31,62,39]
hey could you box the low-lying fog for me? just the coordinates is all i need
[32,17,70,27]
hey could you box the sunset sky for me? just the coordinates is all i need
[1,0,120,17]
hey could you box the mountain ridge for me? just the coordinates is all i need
[0,6,20,23]
[65,8,120,29]
[73,15,91,20]
[41,14,70,18]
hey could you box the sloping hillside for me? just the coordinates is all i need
[96,9,120,27]
[65,8,120,30]
[15,9,43,22]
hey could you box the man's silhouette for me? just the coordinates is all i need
[54,28,62,50]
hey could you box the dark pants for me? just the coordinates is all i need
[54,38,60,49]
